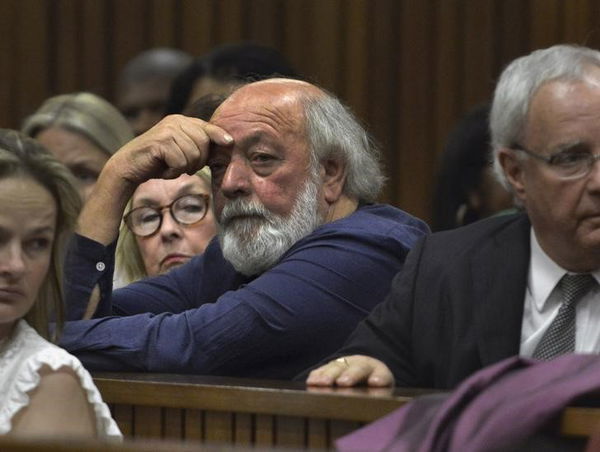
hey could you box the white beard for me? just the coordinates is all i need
[218,175,322,276]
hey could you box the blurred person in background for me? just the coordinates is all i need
[22,92,134,202]
[165,42,298,115]
[116,47,192,136]
[431,104,514,231]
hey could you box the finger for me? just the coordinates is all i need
[367,364,395,387]
[306,363,345,386]
[169,129,204,173]
[335,362,376,387]
[203,122,233,146]
[177,116,233,147]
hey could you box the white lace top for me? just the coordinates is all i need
[0,320,122,438]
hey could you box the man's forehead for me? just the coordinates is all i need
[211,86,311,135]
[213,79,320,117]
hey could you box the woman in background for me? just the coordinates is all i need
[0,130,121,439]
[431,104,514,231]
[115,94,221,285]
[22,92,133,202]
[116,168,216,284]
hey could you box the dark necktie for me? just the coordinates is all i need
[532,273,597,360]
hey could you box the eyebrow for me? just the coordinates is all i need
[551,140,587,154]
[133,183,207,207]
[237,132,266,149]
[30,225,55,235]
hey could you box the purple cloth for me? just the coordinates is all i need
[337,354,600,451]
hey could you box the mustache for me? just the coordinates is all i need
[219,199,271,226]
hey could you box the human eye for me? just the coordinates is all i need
[24,236,52,255]
[178,196,206,213]
[251,151,277,163]
[70,166,99,185]
[174,195,207,223]
[134,208,160,225]
[249,150,279,172]
[549,150,590,167]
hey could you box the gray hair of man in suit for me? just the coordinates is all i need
[490,43,600,272]
[490,44,600,188]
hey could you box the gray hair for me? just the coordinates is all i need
[491,44,600,187]
[301,92,385,203]
[22,92,134,155]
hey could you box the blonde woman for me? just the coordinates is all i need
[0,130,121,439]
[116,167,216,284]
[22,92,134,201]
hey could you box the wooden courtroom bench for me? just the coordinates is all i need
[93,373,600,450]
[92,373,428,449]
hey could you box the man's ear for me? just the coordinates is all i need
[320,157,347,203]
[498,148,526,202]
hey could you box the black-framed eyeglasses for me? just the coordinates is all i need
[513,144,600,180]
[124,194,210,237]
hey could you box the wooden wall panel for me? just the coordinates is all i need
[432,0,462,166]
[463,0,495,109]
[81,1,110,95]
[180,0,214,55]
[0,1,16,128]
[13,0,49,123]
[2,0,600,222]
[213,0,245,43]
[396,0,435,217]
[247,0,284,46]
[149,0,179,46]
[367,0,400,203]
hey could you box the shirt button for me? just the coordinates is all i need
[96,262,106,272]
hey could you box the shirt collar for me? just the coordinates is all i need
[530,228,600,311]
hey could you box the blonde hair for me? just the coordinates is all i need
[0,130,81,340]
[115,167,212,284]
[22,92,133,154]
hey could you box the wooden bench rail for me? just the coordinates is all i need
[93,373,425,423]
[92,373,600,449]
[93,373,432,449]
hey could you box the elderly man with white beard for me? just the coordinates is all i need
[58,78,429,378]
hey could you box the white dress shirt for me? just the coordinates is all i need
[520,229,600,357]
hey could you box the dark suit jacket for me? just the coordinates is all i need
[332,213,531,389]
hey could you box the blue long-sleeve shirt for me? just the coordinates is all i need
[60,204,429,379]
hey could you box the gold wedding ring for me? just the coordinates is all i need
[334,357,349,367]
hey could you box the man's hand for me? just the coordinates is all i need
[110,114,232,185]
[77,115,233,246]
[306,355,394,387]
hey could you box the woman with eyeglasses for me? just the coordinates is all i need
[116,167,216,284]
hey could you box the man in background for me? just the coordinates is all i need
[117,47,192,135]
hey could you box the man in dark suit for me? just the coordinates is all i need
[307,44,600,389]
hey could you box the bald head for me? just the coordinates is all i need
[211,77,384,207]
[211,78,323,122]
